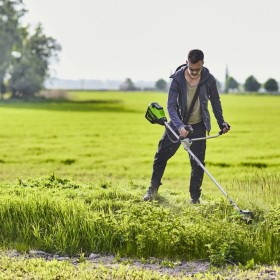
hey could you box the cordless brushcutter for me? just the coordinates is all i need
[145,102,253,223]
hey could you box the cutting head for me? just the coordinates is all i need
[240,209,254,224]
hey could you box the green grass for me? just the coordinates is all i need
[0,255,183,280]
[0,255,279,279]
[0,92,279,204]
[0,91,279,277]
[0,92,279,185]
[0,174,279,265]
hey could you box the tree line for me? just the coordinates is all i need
[121,75,279,93]
[224,75,279,93]
[0,0,61,99]
[119,78,168,91]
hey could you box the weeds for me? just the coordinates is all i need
[0,175,279,266]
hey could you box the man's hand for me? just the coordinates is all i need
[222,122,230,134]
[179,126,189,138]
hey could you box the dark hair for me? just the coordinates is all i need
[188,49,204,63]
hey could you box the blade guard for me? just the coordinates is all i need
[145,102,167,126]
[240,209,254,224]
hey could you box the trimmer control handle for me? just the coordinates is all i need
[219,124,231,135]
[184,125,194,134]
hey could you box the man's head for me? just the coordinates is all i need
[188,49,204,63]
[187,49,204,78]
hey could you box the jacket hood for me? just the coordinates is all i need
[169,63,211,85]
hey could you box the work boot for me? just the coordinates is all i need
[190,198,200,204]
[143,186,158,201]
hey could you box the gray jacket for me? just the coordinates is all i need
[167,64,225,132]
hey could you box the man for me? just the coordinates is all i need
[143,49,230,203]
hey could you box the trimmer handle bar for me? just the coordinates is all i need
[165,122,223,142]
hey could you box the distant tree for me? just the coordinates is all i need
[264,78,279,92]
[119,78,136,91]
[155,79,167,91]
[9,24,61,98]
[225,76,239,92]
[0,0,25,98]
[244,75,261,92]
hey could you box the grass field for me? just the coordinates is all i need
[0,91,279,278]
[0,91,279,202]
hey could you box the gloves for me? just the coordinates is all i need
[221,122,230,134]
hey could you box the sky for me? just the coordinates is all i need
[22,0,280,84]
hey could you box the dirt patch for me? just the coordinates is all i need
[4,250,209,277]
[3,250,279,279]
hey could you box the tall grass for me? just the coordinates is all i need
[0,174,279,265]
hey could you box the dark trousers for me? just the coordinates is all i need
[150,121,206,200]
